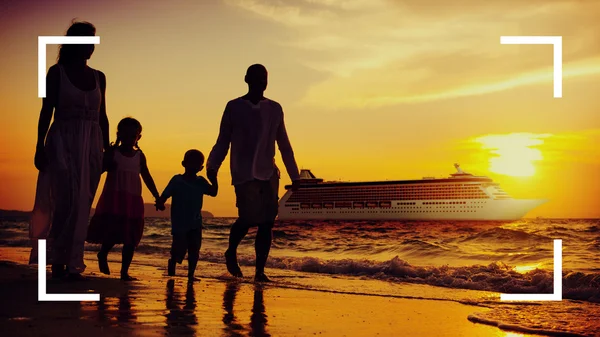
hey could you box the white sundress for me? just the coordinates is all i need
[29,64,104,273]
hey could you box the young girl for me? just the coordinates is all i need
[86,117,160,281]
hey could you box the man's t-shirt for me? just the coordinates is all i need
[206,97,300,186]
[162,175,211,235]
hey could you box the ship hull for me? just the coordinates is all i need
[278,194,546,221]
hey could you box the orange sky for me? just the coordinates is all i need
[0,0,599,218]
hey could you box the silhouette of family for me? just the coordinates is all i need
[29,21,301,283]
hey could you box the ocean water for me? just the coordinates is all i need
[1,217,599,336]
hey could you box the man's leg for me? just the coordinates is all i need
[254,172,279,282]
[225,220,248,277]
[227,220,250,253]
[254,223,273,281]
[225,182,255,278]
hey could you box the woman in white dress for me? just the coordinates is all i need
[30,21,109,280]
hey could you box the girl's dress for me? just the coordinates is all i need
[29,64,103,273]
[86,150,145,246]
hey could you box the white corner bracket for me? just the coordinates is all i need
[37,240,100,301]
[38,36,100,98]
[37,35,101,301]
[500,36,562,98]
[500,239,562,301]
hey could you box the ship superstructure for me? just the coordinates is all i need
[278,164,545,221]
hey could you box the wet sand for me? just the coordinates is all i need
[0,247,529,337]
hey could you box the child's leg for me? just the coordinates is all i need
[168,240,177,277]
[187,229,202,281]
[97,243,114,275]
[120,244,136,280]
[169,234,185,276]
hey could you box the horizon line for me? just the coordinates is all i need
[0,208,596,220]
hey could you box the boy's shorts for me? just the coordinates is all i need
[170,228,202,264]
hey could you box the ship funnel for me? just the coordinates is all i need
[299,169,317,179]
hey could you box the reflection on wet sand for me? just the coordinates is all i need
[222,281,270,337]
[222,281,244,337]
[82,277,271,336]
[76,276,140,328]
[92,290,138,326]
[119,294,136,323]
[250,285,270,337]
[0,258,544,337]
[165,279,198,336]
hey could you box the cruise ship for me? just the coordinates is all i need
[278,164,546,221]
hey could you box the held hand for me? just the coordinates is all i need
[207,169,218,183]
[291,179,301,191]
[155,200,166,211]
[34,147,48,172]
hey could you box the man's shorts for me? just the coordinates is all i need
[234,171,279,227]
[170,228,202,264]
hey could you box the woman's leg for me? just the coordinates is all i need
[52,174,79,279]
[97,243,114,275]
[51,264,66,279]
[49,170,73,268]
[120,244,136,280]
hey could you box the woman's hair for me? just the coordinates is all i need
[112,117,143,150]
[57,20,96,64]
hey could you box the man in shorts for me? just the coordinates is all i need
[206,64,300,282]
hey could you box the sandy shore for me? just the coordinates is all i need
[0,247,529,337]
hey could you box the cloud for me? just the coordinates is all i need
[459,129,600,165]
[224,0,600,108]
[325,57,600,108]
[536,129,600,164]
[223,0,337,26]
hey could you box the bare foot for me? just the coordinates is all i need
[51,265,66,279]
[120,274,138,281]
[66,273,87,281]
[97,253,110,275]
[254,273,271,283]
[224,250,243,278]
[188,275,201,283]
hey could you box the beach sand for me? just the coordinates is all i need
[0,247,531,337]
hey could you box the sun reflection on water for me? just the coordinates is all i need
[503,333,527,337]
[513,263,542,274]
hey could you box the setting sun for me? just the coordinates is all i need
[474,133,550,177]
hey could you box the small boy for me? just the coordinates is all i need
[156,149,218,281]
